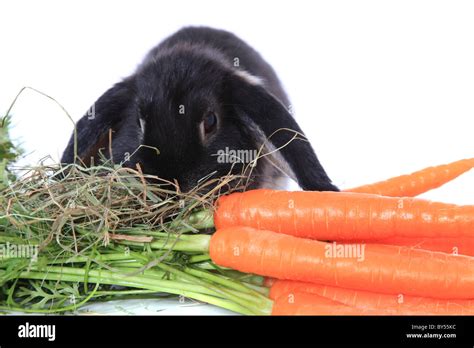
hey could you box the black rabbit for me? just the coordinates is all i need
[61,26,338,192]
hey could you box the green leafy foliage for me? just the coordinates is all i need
[0,116,21,189]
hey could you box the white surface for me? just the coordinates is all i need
[5,299,236,316]
[78,298,236,315]
[1,0,473,314]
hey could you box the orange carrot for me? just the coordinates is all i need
[214,189,474,240]
[270,280,474,315]
[272,291,373,315]
[343,237,474,256]
[209,226,474,299]
[345,157,474,197]
[271,291,473,315]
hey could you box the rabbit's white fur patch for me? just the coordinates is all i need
[234,70,263,86]
[139,118,146,134]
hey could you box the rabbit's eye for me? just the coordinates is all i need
[202,112,217,134]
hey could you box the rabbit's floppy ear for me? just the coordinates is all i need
[61,79,142,166]
[227,73,338,191]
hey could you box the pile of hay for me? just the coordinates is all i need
[0,119,270,315]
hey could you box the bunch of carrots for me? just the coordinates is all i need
[7,157,470,315]
[203,157,474,315]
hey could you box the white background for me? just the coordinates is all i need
[1,0,473,204]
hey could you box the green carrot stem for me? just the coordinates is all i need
[244,283,270,296]
[103,267,166,276]
[154,263,267,314]
[114,210,214,236]
[182,209,214,230]
[21,267,219,297]
[15,269,263,315]
[193,261,231,270]
[118,234,211,253]
[188,254,211,263]
[215,270,266,286]
[47,253,137,265]
[114,231,201,240]
[184,266,269,302]
[92,289,158,297]
[173,292,255,315]
[149,236,211,252]
[107,261,151,268]
[24,265,271,312]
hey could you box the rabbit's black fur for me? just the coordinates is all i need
[61,26,338,192]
